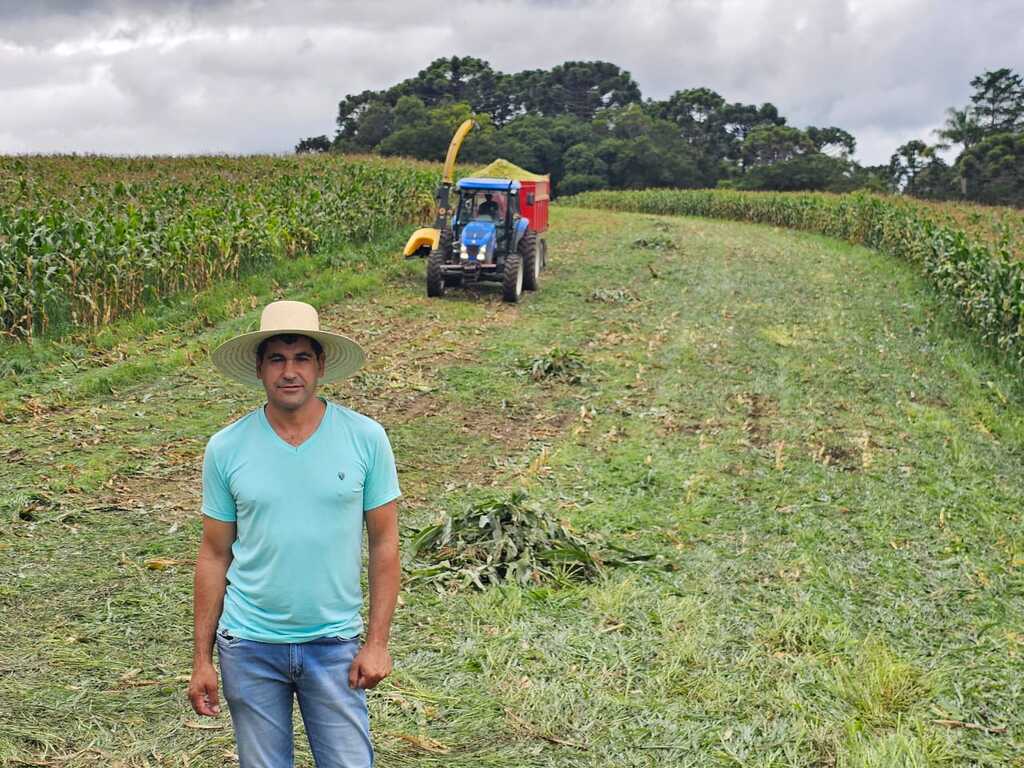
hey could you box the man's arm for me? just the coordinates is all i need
[188,517,235,716]
[349,499,399,690]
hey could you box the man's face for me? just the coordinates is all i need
[257,336,325,412]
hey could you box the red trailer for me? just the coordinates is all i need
[475,159,550,271]
[517,178,549,233]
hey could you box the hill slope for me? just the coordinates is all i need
[2,207,1023,766]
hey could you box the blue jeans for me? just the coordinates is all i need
[216,630,372,768]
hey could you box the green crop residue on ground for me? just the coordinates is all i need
[2,207,1023,766]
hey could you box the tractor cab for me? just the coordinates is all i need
[459,190,504,222]
[452,178,526,267]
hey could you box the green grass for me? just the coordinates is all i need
[2,207,1023,766]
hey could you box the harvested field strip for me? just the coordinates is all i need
[568,188,1024,372]
[2,208,1024,766]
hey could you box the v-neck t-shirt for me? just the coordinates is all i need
[201,399,401,643]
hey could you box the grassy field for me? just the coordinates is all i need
[2,206,1023,767]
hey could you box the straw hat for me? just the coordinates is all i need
[212,301,364,387]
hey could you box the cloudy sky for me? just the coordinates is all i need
[1,0,1021,164]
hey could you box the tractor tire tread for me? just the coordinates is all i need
[502,253,523,303]
[426,248,446,297]
[520,231,539,291]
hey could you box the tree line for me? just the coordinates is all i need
[297,58,1023,205]
[890,68,1024,206]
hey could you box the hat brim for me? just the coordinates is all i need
[212,329,365,387]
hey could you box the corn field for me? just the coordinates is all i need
[0,155,438,338]
[568,189,1024,370]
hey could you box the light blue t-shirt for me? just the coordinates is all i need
[202,399,401,643]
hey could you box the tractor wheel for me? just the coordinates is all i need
[438,229,453,254]
[520,232,540,292]
[502,253,524,303]
[426,248,446,298]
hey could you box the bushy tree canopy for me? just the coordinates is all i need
[295,135,331,154]
[960,132,1024,205]
[303,58,1023,204]
[969,68,1024,134]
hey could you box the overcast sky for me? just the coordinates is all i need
[1,0,1021,164]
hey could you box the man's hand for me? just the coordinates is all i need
[188,663,222,716]
[348,643,392,689]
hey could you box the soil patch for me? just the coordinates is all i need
[737,392,778,449]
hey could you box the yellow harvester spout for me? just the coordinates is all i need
[404,118,477,258]
[442,119,476,184]
[403,227,440,258]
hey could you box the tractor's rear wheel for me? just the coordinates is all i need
[502,253,524,303]
[426,248,446,297]
[520,232,539,292]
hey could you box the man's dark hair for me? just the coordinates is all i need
[256,334,324,362]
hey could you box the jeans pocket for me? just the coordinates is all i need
[330,635,360,645]
[216,629,244,650]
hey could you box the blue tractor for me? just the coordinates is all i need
[426,178,542,303]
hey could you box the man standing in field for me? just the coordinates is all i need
[188,300,401,768]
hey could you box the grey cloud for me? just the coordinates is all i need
[0,0,1021,161]
[0,0,235,21]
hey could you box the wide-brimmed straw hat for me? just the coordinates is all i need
[212,300,364,386]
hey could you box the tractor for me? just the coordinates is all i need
[426,177,546,302]
[403,121,549,303]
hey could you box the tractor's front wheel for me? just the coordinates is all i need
[520,232,540,292]
[502,253,524,303]
[426,248,446,297]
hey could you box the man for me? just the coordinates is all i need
[477,192,499,219]
[188,300,400,768]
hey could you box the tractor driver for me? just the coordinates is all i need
[477,193,499,219]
